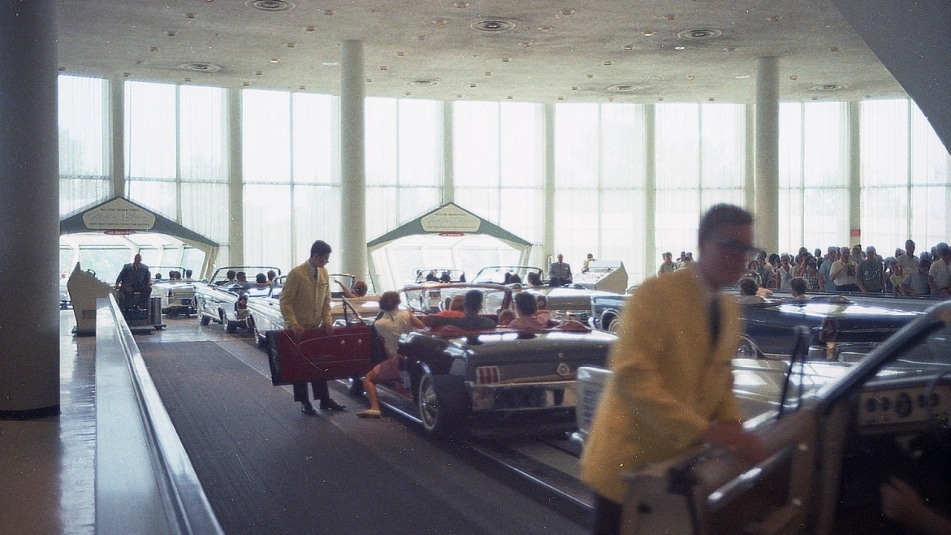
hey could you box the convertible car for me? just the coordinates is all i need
[575,302,951,535]
[150,265,196,317]
[472,265,620,324]
[194,266,281,332]
[590,291,923,361]
[265,283,616,438]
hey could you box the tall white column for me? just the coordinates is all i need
[0,0,60,417]
[110,77,126,198]
[340,40,367,282]
[227,89,244,268]
[754,56,780,253]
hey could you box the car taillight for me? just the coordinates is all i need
[475,366,500,385]
[819,318,838,342]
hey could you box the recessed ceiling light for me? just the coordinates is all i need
[247,0,294,12]
[607,84,641,93]
[180,62,222,73]
[408,79,438,87]
[472,19,515,32]
[677,28,722,40]
[809,83,846,91]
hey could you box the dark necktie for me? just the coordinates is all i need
[709,294,721,346]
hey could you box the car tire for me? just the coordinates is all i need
[417,372,468,439]
[736,335,764,359]
[225,319,238,334]
[606,316,621,334]
[199,313,211,326]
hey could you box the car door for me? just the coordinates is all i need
[266,302,373,385]
[620,407,822,535]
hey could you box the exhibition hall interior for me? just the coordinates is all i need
[1,1,949,534]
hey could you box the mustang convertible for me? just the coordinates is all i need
[265,283,616,438]
[576,301,951,535]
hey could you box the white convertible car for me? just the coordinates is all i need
[575,301,951,535]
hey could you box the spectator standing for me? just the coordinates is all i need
[886,260,904,295]
[896,239,919,278]
[928,242,951,297]
[549,253,573,286]
[802,258,821,291]
[830,247,859,292]
[279,239,346,415]
[580,204,764,535]
[582,253,596,273]
[856,246,885,293]
[901,258,932,296]
[818,246,838,292]
[657,252,676,276]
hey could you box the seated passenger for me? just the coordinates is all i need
[526,271,544,287]
[255,272,269,287]
[235,271,252,288]
[435,294,465,318]
[422,289,496,330]
[788,276,810,301]
[216,270,237,285]
[507,292,551,330]
[335,279,369,298]
[358,291,426,419]
[497,309,516,327]
[736,276,765,304]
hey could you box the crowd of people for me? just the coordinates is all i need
[658,238,951,299]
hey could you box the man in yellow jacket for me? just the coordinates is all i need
[581,204,764,534]
[279,239,346,414]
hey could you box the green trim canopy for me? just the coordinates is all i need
[59,197,219,277]
[367,203,532,291]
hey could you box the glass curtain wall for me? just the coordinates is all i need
[454,101,545,270]
[56,74,951,288]
[861,99,950,253]
[554,103,647,281]
[654,103,746,271]
[58,75,110,215]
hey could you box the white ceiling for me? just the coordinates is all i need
[55,0,910,105]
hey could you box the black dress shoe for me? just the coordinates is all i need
[300,402,317,415]
[319,399,346,412]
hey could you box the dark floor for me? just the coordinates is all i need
[0,311,589,535]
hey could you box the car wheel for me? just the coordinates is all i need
[199,313,211,326]
[606,316,621,334]
[417,373,468,439]
[225,318,238,334]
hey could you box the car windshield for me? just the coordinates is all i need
[472,266,542,285]
[399,284,509,316]
[736,308,951,423]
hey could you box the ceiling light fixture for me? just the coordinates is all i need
[408,79,438,86]
[247,0,294,12]
[472,19,515,32]
[809,83,846,91]
[180,62,222,73]
[677,28,723,40]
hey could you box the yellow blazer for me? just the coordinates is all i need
[580,266,744,503]
[279,262,332,329]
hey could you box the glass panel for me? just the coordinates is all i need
[453,101,500,187]
[58,75,107,177]
[126,81,177,179]
[292,92,339,185]
[398,99,442,187]
[365,97,398,186]
[243,89,291,183]
[179,85,227,182]
[656,103,700,190]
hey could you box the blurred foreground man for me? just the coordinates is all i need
[581,204,765,534]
